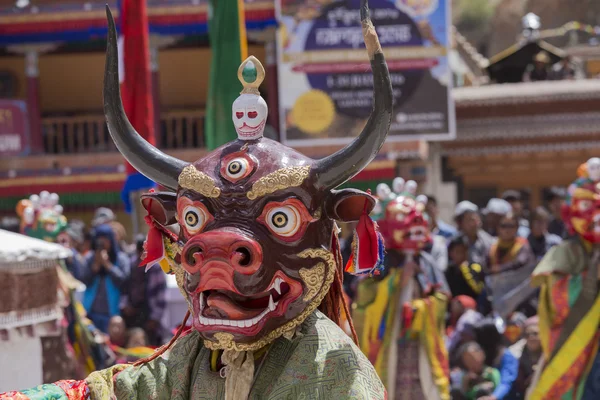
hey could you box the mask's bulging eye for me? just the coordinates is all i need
[182,204,211,234]
[225,157,250,180]
[258,199,316,241]
[266,206,300,237]
[236,112,244,119]
[247,111,258,119]
[219,151,256,183]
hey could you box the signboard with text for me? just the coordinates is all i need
[276,0,455,146]
[0,100,29,157]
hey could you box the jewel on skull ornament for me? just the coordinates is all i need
[232,56,268,141]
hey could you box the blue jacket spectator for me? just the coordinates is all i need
[81,224,130,333]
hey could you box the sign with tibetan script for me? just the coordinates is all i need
[0,100,29,156]
[276,0,455,145]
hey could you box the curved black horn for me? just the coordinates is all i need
[104,6,186,190]
[314,0,393,189]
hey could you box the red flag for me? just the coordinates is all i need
[118,0,155,174]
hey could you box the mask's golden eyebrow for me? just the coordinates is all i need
[247,166,311,200]
[178,165,221,198]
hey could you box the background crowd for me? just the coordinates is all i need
[341,187,567,400]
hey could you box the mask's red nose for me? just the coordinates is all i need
[181,229,263,275]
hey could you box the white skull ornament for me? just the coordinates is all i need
[587,157,600,181]
[232,94,268,140]
[232,56,268,141]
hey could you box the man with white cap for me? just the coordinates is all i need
[482,198,512,237]
[454,201,494,271]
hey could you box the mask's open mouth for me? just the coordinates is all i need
[198,277,291,328]
[407,226,427,242]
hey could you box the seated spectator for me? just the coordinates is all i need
[448,295,477,336]
[107,315,127,348]
[126,328,148,349]
[451,342,501,400]
[527,207,562,261]
[504,312,527,347]
[523,51,550,82]
[475,317,519,400]
[445,235,485,301]
[81,224,131,332]
[448,308,484,368]
[507,316,542,400]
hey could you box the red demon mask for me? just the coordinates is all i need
[563,158,600,244]
[378,178,431,252]
[103,1,392,352]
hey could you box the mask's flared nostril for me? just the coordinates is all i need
[234,247,252,267]
[186,245,203,267]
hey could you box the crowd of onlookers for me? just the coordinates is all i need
[341,187,567,400]
[12,207,169,353]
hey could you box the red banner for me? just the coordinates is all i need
[0,100,29,156]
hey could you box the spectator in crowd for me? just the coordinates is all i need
[121,234,167,346]
[445,235,485,301]
[57,222,86,281]
[501,190,530,238]
[110,220,135,256]
[504,312,527,347]
[448,295,477,336]
[424,231,449,272]
[475,318,519,400]
[454,201,494,271]
[81,224,131,332]
[546,187,567,238]
[527,207,562,261]
[451,341,501,400]
[482,198,512,237]
[507,316,542,400]
[448,308,484,368]
[549,55,581,80]
[126,328,148,349]
[486,213,537,318]
[426,194,457,239]
[107,315,127,348]
[523,51,550,82]
[91,207,116,228]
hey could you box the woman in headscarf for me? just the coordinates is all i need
[81,224,131,333]
[486,213,537,318]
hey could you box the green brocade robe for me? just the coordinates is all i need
[8,311,385,400]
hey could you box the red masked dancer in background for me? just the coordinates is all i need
[353,179,451,400]
[527,157,600,400]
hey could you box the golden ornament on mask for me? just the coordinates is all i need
[247,166,311,200]
[178,165,221,198]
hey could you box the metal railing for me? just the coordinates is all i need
[41,109,206,154]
